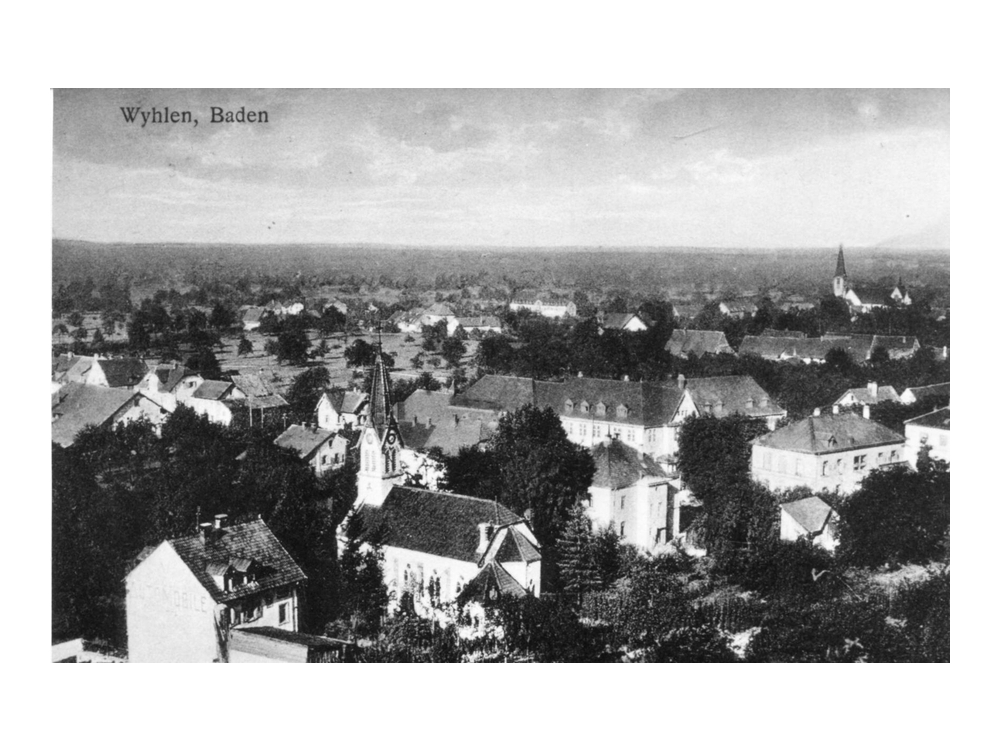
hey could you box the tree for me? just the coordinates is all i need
[237,336,254,356]
[311,338,331,360]
[836,457,950,567]
[91,327,105,346]
[337,508,389,636]
[209,302,236,331]
[344,338,377,369]
[185,348,222,380]
[421,320,448,351]
[318,306,347,335]
[68,310,84,327]
[556,506,601,597]
[441,336,467,368]
[275,328,311,365]
[287,366,330,421]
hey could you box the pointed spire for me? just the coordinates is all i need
[368,322,394,430]
[835,244,847,277]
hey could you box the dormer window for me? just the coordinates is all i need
[745,398,754,409]
[580,400,590,414]
[617,404,629,419]
[595,402,606,417]
[564,399,574,413]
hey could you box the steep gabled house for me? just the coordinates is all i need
[273,423,349,474]
[316,388,367,431]
[51,383,172,446]
[833,381,901,408]
[779,496,839,552]
[597,311,650,333]
[125,516,307,662]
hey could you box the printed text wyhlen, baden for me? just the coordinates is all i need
[120,107,268,128]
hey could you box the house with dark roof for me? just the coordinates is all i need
[905,407,950,467]
[752,412,905,493]
[316,388,367,430]
[57,355,149,389]
[453,374,536,413]
[125,516,307,662]
[137,363,205,409]
[666,329,734,357]
[587,438,674,550]
[834,381,901,408]
[356,486,541,617]
[779,496,839,552]
[51,383,173,446]
[397,389,498,456]
[274,423,348,474]
[454,315,502,335]
[597,311,649,333]
[900,382,949,406]
[187,379,244,425]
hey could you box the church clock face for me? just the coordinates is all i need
[365,432,374,444]
[386,433,396,445]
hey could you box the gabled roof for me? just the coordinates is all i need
[591,439,668,490]
[901,382,949,402]
[835,385,900,405]
[274,424,344,460]
[423,302,456,317]
[905,407,950,431]
[357,486,524,564]
[536,378,685,428]
[453,374,536,412]
[781,496,834,535]
[151,364,199,393]
[61,355,97,383]
[754,412,904,455]
[600,312,646,330]
[666,329,734,357]
[685,375,784,418]
[191,379,235,401]
[850,285,895,306]
[166,519,306,604]
[456,561,530,605]
[51,383,136,447]
[491,526,542,564]
[399,416,496,455]
[95,359,148,389]
[242,307,265,323]
[231,374,288,409]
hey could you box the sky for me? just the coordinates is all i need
[52,89,950,248]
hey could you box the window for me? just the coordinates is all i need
[853,454,867,472]
[580,401,590,414]
[592,425,600,437]
[620,496,625,509]
[278,603,288,624]
[877,452,885,465]
[617,405,629,419]
[890,449,899,462]
[619,522,625,537]
[919,431,929,445]
[822,460,829,476]
[939,434,949,447]
[321,455,328,465]
[836,458,844,473]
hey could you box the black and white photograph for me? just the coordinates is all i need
[49,87,950,665]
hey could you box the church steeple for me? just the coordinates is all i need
[833,245,848,297]
[357,323,405,508]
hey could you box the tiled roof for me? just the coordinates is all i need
[741,335,869,363]
[666,329,734,357]
[61,356,97,383]
[685,375,784,418]
[357,486,524,564]
[192,380,235,401]
[905,407,950,431]
[456,561,530,605]
[274,424,344,460]
[850,285,894,306]
[453,375,536,412]
[423,302,456,317]
[754,412,904,455]
[536,378,685,428]
[901,382,949,402]
[51,383,136,447]
[96,358,149,388]
[341,391,366,413]
[599,312,644,330]
[242,307,265,323]
[762,328,806,338]
[167,519,307,604]
[231,374,289,409]
[835,385,900,405]
[591,439,668,490]
[400,416,495,455]
[152,364,199,393]
[781,496,834,535]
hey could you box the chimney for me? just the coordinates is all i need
[862,404,870,420]
[832,404,840,415]
[214,514,227,531]
[578,371,584,378]
[867,381,878,398]
[677,374,686,390]
[813,407,821,416]
[199,522,213,542]
[476,523,495,555]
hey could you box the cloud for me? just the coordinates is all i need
[685,149,758,184]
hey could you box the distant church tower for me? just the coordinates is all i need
[833,244,848,298]
[356,332,406,507]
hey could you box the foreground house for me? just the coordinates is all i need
[357,486,542,615]
[899,382,949,405]
[587,438,675,550]
[904,407,950,467]
[779,496,839,552]
[51,383,173,447]
[751,412,906,494]
[126,516,306,663]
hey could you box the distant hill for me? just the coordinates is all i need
[876,215,949,251]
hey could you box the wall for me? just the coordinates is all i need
[126,544,221,663]
[187,397,234,426]
[585,480,671,551]
[384,546,480,612]
[752,444,905,494]
[906,425,950,467]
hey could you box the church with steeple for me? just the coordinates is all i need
[832,245,911,312]
[356,336,406,506]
